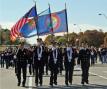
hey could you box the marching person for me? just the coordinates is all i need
[63,42,75,86]
[0,51,5,68]
[78,43,91,85]
[16,43,28,87]
[13,51,17,75]
[43,45,49,75]
[27,47,33,75]
[33,38,44,86]
[5,50,10,69]
[49,42,60,86]
[8,48,14,67]
[57,43,63,75]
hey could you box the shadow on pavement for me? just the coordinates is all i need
[26,74,96,78]
[25,84,107,89]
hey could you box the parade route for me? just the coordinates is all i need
[0,64,107,89]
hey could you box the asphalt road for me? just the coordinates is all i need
[0,64,107,89]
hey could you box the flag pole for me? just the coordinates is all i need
[33,0,39,39]
[48,4,54,43]
[65,3,69,42]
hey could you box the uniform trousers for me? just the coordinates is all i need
[34,61,44,85]
[65,62,74,84]
[81,63,89,83]
[17,61,27,85]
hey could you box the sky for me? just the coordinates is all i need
[0,0,107,44]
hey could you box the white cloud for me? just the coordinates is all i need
[0,22,14,30]
[68,24,107,33]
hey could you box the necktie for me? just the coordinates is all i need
[69,51,70,56]
[54,50,56,57]
[38,47,41,53]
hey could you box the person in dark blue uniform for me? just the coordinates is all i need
[16,43,28,87]
[13,51,17,75]
[27,47,33,75]
[33,38,45,86]
[57,43,63,75]
[63,43,76,86]
[8,49,14,67]
[49,42,60,87]
[43,46,49,75]
[5,50,10,69]
[0,51,5,68]
[78,43,91,85]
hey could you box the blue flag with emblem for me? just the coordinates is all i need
[51,9,67,33]
[37,9,67,35]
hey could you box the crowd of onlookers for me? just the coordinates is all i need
[98,45,107,64]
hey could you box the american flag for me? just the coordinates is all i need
[10,18,28,41]
[10,5,37,41]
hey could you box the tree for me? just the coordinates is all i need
[104,32,107,36]
[0,28,21,45]
[44,35,54,45]
[56,36,66,45]
[44,30,105,47]
[68,32,78,45]
[104,34,107,47]
[0,30,2,44]
[0,29,10,45]
[79,30,104,47]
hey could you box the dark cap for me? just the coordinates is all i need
[37,38,42,42]
[57,42,61,46]
[19,42,24,45]
[51,41,57,45]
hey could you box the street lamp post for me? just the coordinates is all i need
[98,13,107,19]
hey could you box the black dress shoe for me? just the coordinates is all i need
[54,82,57,85]
[22,82,25,87]
[40,83,42,86]
[65,83,68,86]
[81,81,84,85]
[86,81,89,84]
[22,84,25,87]
[17,83,20,86]
[70,82,72,85]
[50,83,53,87]
[35,83,38,86]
